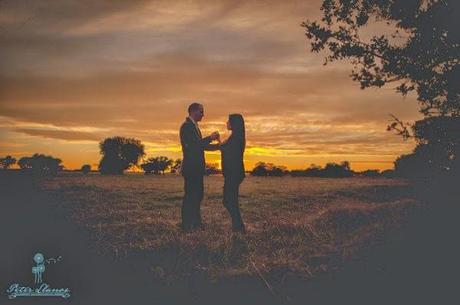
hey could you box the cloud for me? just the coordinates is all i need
[0,0,324,77]
[13,128,102,142]
[0,0,421,169]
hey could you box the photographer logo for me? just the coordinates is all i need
[6,252,71,299]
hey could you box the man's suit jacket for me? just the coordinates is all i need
[180,117,217,177]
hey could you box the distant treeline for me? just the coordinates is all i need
[250,161,395,178]
[2,129,459,179]
[0,153,426,179]
[1,154,63,176]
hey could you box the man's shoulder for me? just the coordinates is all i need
[180,119,195,138]
[180,118,193,129]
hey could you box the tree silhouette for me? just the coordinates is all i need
[303,0,460,176]
[413,116,460,173]
[381,169,396,178]
[141,158,159,175]
[0,155,16,169]
[98,137,145,175]
[392,116,460,177]
[156,156,173,174]
[170,159,182,174]
[205,163,221,175]
[141,156,173,175]
[270,165,288,177]
[81,164,91,175]
[251,162,288,177]
[304,164,323,177]
[251,162,269,176]
[360,169,381,177]
[394,152,429,178]
[323,162,354,177]
[290,162,354,178]
[303,0,459,117]
[18,153,62,176]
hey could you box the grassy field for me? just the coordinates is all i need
[39,173,421,286]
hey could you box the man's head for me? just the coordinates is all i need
[188,102,204,122]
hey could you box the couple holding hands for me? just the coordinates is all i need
[179,102,246,233]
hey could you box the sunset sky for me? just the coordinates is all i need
[0,0,422,171]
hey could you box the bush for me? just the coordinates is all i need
[141,156,173,175]
[81,164,91,175]
[18,153,63,176]
[0,155,16,169]
[251,162,288,177]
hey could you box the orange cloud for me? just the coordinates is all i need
[0,0,421,171]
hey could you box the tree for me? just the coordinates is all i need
[360,169,381,177]
[251,162,288,177]
[323,162,354,177]
[141,156,173,175]
[381,169,396,178]
[18,153,63,176]
[304,164,323,177]
[251,162,269,176]
[290,162,354,178]
[81,164,91,175]
[270,165,288,177]
[156,156,173,174]
[303,0,459,117]
[205,163,221,175]
[394,152,431,178]
[412,116,460,173]
[303,0,460,176]
[340,161,351,172]
[171,159,182,174]
[0,155,16,169]
[141,158,159,175]
[98,137,145,175]
[391,116,460,178]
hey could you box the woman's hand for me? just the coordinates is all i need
[210,131,219,141]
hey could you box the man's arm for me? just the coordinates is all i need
[200,135,213,147]
[205,143,220,151]
[204,131,220,151]
[181,123,213,149]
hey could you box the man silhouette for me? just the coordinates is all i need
[179,102,219,231]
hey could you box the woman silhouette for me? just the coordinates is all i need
[219,114,246,233]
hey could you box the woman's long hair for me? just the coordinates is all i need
[229,113,246,153]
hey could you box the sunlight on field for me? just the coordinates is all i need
[41,173,420,282]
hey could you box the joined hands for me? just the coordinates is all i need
[210,131,221,143]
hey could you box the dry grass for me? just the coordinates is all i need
[40,173,420,284]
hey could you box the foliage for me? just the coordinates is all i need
[394,116,460,177]
[290,162,354,178]
[381,169,396,178]
[303,0,459,117]
[324,161,352,177]
[17,153,63,176]
[360,169,381,177]
[303,0,460,177]
[170,159,182,174]
[141,156,173,175]
[81,164,91,175]
[250,162,288,177]
[0,155,16,169]
[205,163,221,175]
[98,137,145,175]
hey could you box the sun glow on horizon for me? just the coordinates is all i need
[0,1,421,171]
